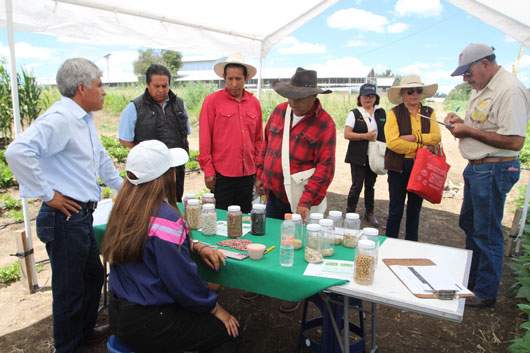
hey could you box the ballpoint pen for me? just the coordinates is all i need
[264,246,276,254]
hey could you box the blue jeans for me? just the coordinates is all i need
[265,191,292,220]
[37,203,104,353]
[386,158,424,241]
[459,159,520,299]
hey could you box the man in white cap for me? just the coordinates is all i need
[6,58,122,352]
[198,53,263,213]
[444,43,530,308]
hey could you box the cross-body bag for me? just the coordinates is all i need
[359,108,387,175]
[282,105,327,214]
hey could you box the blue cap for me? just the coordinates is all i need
[360,83,378,96]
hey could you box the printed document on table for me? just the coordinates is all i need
[304,260,354,281]
[199,221,251,237]
[390,265,473,296]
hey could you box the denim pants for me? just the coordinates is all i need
[36,203,104,353]
[459,159,520,299]
[265,191,292,220]
[214,172,255,214]
[386,158,424,241]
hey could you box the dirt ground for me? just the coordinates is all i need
[0,102,528,352]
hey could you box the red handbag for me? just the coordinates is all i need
[406,146,450,204]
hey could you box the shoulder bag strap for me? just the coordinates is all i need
[281,105,294,208]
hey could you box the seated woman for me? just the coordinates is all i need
[384,75,441,242]
[101,140,240,353]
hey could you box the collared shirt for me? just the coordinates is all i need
[119,96,191,142]
[5,97,123,202]
[345,105,382,135]
[459,67,530,160]
[257,100,336,208]
[385,106,441,158]
[198,87,263,178]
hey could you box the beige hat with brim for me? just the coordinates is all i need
[387,74,438,105]
[213,52,257,80]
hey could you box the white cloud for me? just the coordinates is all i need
[504,34,517,43]
[0,41,53,60]
[387,22,409,34]
[516,54,530,69]
[307,57,373,77]
[327,8,388,33]
[277,37,326,55]
[396,61,462,94]
[347,40,366,47]
[395,0,443,17]
[94,50,138,83]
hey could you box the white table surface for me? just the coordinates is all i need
[328,237,472,322]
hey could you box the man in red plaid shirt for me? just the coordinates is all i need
[256,67,336,223]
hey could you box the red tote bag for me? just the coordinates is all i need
[406,146,450,204]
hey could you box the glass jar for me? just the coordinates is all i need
[182,193,196,218]
[201,203,217,236]
[361,227,380,264]
[343,213,361,248]
[304,224,323,264]
[250,204,266,236]
[354,239,376,285]
[308,213,324,225]
[291,214,303,250]
[185,199,201,230]
[319,218,335,257]
[201,193,216,207]
[226,205,242,238]
[328,210,343,245]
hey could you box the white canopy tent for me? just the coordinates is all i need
[0,0,338,289]
[446,0,530,254]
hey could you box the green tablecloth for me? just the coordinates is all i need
[94,205,386,301]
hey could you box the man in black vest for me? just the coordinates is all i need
[119,64,190,201]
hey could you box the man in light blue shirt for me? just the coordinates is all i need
[6,58,122,353]
[118,64,191,201]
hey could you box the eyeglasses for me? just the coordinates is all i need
[405,87,423,95]
[361,94,376,99]
[463,61,480,78]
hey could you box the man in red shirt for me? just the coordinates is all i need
[256,67,336,223]
[198,53,263,213]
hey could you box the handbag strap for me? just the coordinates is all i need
[281,105,295,208]
[358,108,372,130]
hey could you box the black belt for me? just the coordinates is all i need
[69,198,98,211]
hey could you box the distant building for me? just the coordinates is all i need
[376,77,397,93]
[177,56,377,93]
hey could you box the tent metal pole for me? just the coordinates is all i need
[257,42,263,100]
[5,0,39,290]
[513,177,530,256]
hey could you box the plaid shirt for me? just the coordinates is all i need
[256,100,336,208]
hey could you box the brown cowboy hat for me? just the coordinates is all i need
[387,74,438,105]
[272,67,332,99]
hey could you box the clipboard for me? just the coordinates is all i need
[383,258,474,299]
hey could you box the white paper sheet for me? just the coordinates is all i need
[92,199,113,226]
[303,259,354,281]
[390,265,473,296]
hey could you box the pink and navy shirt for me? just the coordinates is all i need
[109,202,217,312]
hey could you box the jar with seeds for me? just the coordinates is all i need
[319,218,335,257]
[291,213,303,250]
[182,193,196,219]
[354,239,376,285]
[250,204,266,235]
[304,223,323,264]
[185,199,201,230]
[201,203,217,236]
[226,205,242,238]
[202,193,216,207]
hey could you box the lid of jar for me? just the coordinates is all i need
[363,227,378,236]
[310,213,324,220]
[329,210,342,217]
[202,203,215,210]
[228,205,241,212]
[358,239,376,249]
[346,213,360,220]
[319,219,333,227]
[203,193,215,198]
[284,213,292,220]
[252,204,266,210]
[291,214,302,221]
[306,223,322,231]
[184,193,196,198]
[187,199,200,205]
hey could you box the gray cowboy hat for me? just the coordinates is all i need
[272,67,332,99]
[213,52,257,79]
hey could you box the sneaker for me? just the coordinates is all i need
[240,291,260,300]
[279,300,300,313]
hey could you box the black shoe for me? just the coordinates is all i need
[240,291,260,300]
[83,324,112,346]
[279,300,300,313]
[365,212,380,227]
[465,296,496,308]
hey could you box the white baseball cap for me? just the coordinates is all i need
[126,140,188,185]
[451,43,494,76]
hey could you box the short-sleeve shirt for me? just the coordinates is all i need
[459,67,530,160]
[344,106,379,135]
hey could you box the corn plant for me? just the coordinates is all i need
[0,64,13,143]
[18,68,43,128]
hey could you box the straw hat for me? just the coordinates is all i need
[387,74,438,105]
[272,67,332,99]
[213,53,257,79]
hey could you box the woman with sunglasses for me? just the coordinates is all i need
[384,75,441,241]
[344,83,386,226]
